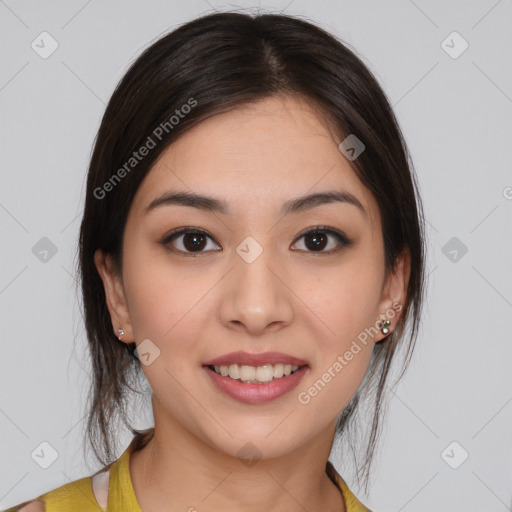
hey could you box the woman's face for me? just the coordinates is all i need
[96,94,408,460]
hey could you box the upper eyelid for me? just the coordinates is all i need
[163,225,346,239]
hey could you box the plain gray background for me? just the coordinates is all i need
[1,1,511,510]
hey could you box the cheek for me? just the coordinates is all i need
[299,254,383,345]
[122,245,214,349]
[294,255,382,409]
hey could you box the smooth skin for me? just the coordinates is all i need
[95,94,410,512]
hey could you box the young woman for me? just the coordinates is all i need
[6,10,425,512]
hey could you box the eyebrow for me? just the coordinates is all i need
[145,190,367,217]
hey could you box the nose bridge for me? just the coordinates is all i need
[235,235,279,300]
[237,240,275,288]
[220,235,293,332]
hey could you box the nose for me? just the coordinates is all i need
[218,244,294,336]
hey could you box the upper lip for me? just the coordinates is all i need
[203,351,309,367]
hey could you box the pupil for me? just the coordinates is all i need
[184,233,206,252]
[305,232,326,251]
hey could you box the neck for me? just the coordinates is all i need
[129,415,345,512]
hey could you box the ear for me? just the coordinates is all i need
[374,247,411,342]
[94,249,134,343]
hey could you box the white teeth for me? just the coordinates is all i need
[273,363,284,378]
[228,364,240,379]
[256,365,274,383]
[220,365,229,377]
[212,363,303,383]
[239,365,256,382]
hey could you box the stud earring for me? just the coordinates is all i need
[379,319,391,335]
[117,328,125,340]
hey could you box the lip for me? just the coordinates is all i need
[203,351,309,367]
[204,365,308,404]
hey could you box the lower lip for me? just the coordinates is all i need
[203,366,308,404]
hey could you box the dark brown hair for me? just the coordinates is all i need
[78,11,426,491]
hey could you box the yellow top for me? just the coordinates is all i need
[4,430,371,511]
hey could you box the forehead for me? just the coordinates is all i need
[131,95,378,226]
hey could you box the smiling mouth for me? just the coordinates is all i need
[206,363,305,384]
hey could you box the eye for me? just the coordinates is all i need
[161,225,352,257]
[291,226,352,254]
[161,227,221,256]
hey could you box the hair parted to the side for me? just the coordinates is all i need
[77,11,426,490]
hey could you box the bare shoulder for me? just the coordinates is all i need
[4,499,45,512]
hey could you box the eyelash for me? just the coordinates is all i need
[160,225,353,257]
